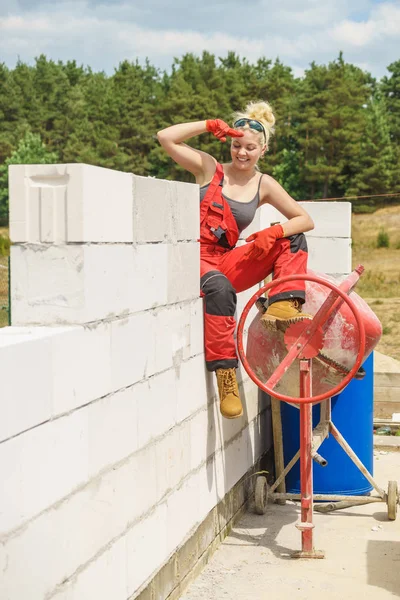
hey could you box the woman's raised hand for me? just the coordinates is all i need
[206,119,244,143]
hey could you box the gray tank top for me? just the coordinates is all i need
[200,175,262,233]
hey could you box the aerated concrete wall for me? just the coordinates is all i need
[0,163,351,600]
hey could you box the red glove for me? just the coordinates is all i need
[245,224,284,260]
[206,119,244,143]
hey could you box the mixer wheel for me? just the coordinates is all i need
[255,476,268,515]
[387,480,398,521]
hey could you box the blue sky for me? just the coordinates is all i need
[0,0,399,78]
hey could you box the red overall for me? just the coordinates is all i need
[200,163,308,371]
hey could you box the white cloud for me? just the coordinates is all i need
[0,0,398,78]
[1,15,54,32]
[331,2,400,47]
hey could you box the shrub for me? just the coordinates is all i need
[376,229,390,248]
[0,234,10,256]
[352,204,377,214]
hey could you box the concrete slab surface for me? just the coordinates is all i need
[181,452,400,600]
[374,436,400,451]
[375,351,400,375]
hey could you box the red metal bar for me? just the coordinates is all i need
[266,336,304,389]
[318,266,365,332]
[299,359,314,552]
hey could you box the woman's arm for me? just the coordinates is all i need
[260,175,314,235]
[157,121,216,185]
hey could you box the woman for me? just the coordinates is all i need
[157,101,314,419]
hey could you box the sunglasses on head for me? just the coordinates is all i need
[234,118,266,140]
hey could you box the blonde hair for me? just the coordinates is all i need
[232,100,275,147]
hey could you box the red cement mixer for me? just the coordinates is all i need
[237,267,398,559]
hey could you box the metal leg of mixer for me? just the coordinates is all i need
[271,396,287,504]
[329,422,386,499]
[292,359,325,559]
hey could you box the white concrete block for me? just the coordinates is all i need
[222,427,253,492]
[126,503,168,597]
[155,424,191,501]
[110,312,156,390]
[0,410,259,600]
[51,322,112,415]
[0,326,54,442]
[176,354,208,423]
[195,388,257,467]
[117,443,159,523]
[0,324,112,440]
[0,481,115,600]
[248,409,270,462]
[258,203,284,230]
[50,538,127,600]
[173,180,200,242]
[166,475,200,556]
[188,375,260,474]
[128,244,169,313]
[0,443,159,600]
[236,285,261,329]
[88,386,139,477]
[153,303,191,371]
[79,165,133,242]
[11,244,170,324]
[11,244,131,324]
[189,408,213,472]
[167,243,199,304]
[307,237,352,274]
[9,164,133,244]
[259,201,351,238]
[110,303,194,392]
[133,177,199,243]
[136,370,177,449]
[133,176,175,243]
[302,202,351,238]
[11,243,85,324]
[189,298,204,357]
[195,456,226,524]
[213,396,245,451]
[0,409,89,537]
[240,374,262,424]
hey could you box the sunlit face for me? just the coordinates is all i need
[230,129,266,170]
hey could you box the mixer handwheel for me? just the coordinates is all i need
[255,476,268,515]
[237,272,366,405]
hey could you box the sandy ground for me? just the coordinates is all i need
[181,451,400,600]
[362,298,400,362]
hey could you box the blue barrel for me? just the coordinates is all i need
[280,353,374,495]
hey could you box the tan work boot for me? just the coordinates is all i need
[216,368,243,419]
[261,298,313,330]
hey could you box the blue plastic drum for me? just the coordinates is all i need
[280,353,374,495]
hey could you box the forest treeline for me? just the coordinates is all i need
[0,51,400,223]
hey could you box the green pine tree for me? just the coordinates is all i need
[0,131,58,224]
[380,60,400,191]
[296,54,373,199]
[346,94,395,198]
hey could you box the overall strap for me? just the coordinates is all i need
[199,163,224,224]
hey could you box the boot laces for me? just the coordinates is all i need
[222,369,237,395]
[290,299,301,311]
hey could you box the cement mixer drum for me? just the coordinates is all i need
[245,271,382,398]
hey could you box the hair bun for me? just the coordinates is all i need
[247,101,275,128]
